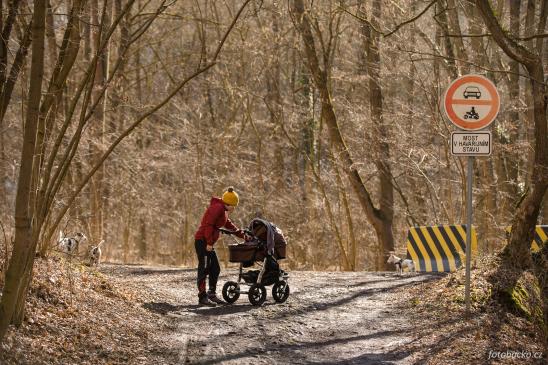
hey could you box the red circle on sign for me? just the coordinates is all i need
[443,75,500,130]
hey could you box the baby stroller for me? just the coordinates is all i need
[220,218,289,306]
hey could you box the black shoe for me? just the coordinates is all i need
[198,295,216,307]
[208,292,225,305]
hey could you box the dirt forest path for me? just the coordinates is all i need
[100,264,444,364]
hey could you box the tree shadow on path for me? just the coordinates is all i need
[142,302,187,315]
[142,301,267,316]
[191,330,411,365]
[277,274,442,319]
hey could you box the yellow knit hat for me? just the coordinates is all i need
[222,187,239,206]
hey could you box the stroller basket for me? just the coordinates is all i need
[228,241,286,263]
[221,218,290,306]
[226,218,287,263]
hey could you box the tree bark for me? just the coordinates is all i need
[0,0,47,342]
[501,0,521,212]
[435,0,458,79]
[445,0,468,73]
[12,0,88,324]
[89,0,109,244]
[0,0,23,91]
[359,0,395,269]
[542,193,548,225]
[298,59,315,220]
[0,20,32,124]
[332,147,358,270]
[122,206,133,263]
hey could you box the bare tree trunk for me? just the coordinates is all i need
[139,217,147,261]
[445,0,468,73]
[308,147,351,270]
[13,0,88,324]
[0,20,32,124]
[435,0,458,79]
[45,0,58,67]
[292,0,396,269]
[355,0,395,269]
[501,0,521,211]
[475,1,547,340]
[89,0,109,243]
[332,147,358,270]
[297,57,315,221]
[0,19,32,207]
[0,0,46,341]
[294,53,315,265]
[521,0,539,196]
[476,0,547,268]
[181,194,190,265]
[404,5,428,225]
[0,0,23,92]
[123,206,133,263]
[263,6,285,192]
[542,193,548,224]
[477,158,498,252]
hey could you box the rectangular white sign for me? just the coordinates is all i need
[451,131,491,156]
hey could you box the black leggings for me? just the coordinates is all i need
[195,239,220,295]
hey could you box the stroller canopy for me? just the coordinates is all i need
[248,218,287,256]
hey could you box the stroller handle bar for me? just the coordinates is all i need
[218,228,253,236]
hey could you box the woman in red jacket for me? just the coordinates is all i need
[194,187,245,306]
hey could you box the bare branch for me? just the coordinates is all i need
[44,0,252,245]
[440,32,548,41]
[474,0,538,68]
[400,47,547,86]
[339,0,437,38]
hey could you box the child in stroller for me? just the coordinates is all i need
[220,218,289,306]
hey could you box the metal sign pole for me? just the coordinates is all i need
[443,74,500,313]
[465,156,473,312]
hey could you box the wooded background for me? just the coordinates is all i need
[0,0,546,275]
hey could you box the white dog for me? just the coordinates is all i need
[89,240,105,266]
[387,253,415,275]
[58,231,87,255]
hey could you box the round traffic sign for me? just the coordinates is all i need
[443,74,500,130]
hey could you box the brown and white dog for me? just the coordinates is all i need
[387,253,415,275]
[89,240,105,266]
[58,231,87,255]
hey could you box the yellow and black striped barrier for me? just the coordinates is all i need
[505,225,548,252]
[405,225,477,272]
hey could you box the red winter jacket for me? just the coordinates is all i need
[194,197,244,246]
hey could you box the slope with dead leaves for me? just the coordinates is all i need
[0,257,177,365]
[402,255,546,365]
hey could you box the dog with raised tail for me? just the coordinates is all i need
[58,231,87,255]
[89,240,105,266]
[387,253,415,275]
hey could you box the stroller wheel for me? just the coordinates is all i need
[248,284,266,306]
[222,281,240,304]
[272,281,290,303]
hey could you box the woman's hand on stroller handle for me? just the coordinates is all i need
[219,228,254,241]
[219,228,236,235]
[242,229,255,241]
[218,228,256,245]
